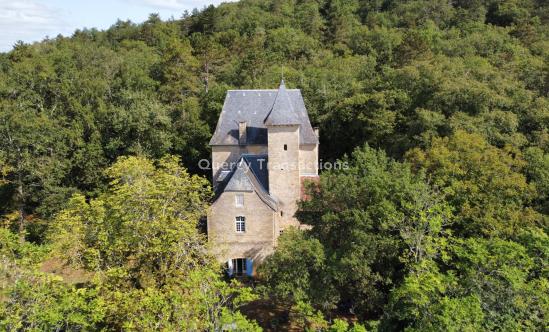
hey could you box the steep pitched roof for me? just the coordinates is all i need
[264,80,301,126]
[224,165,253,192]
[214,155,277,210]
[241,154,269,192]
[209,81,318,146]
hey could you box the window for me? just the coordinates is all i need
[232,258,247,276]
[284,144,287,151]
[235,194,244,207]
[235,216,246,233]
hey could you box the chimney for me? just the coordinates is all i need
[239,121,247,145]
[314,127,320,139]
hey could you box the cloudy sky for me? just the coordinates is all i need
[0,0,228,52]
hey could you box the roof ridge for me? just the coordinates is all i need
[245,173,278,210]
[237,156,278,210]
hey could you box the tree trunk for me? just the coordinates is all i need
[17,180,25,243]
[204,61,210,93]
[16,160,25,243]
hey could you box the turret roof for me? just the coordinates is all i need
[264,80,301,126]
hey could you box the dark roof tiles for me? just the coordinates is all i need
[264,80,301,126]
[213,155,277,210]
[209,81,318,145]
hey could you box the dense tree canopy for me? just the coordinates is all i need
[0,0,547,330]
[1,156,259,330]
[261,142,547,330]
[0,0,547,229]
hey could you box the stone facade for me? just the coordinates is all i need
[207,191,277,275]
[207,81,318,277]
[267,124,301,229]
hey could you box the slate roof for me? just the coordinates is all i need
[209,81,318,145]
[264,80,301,126]
[214,154,277,210]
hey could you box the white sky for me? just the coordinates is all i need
[0,0,230,52]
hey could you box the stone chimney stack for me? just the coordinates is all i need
[238,121,247,145]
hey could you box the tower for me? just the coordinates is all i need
[208,79,319,272]
[264,80,301,227]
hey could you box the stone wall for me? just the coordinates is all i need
[267,125,301,229]
[208,190,276,268]
[299,143,319,175]
[209,125,319,272]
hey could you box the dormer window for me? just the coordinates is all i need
[284,144,287,151]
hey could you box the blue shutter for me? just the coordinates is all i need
[246,258,253,277]
[227,259,234,277]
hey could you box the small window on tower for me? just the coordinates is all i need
[284,144,287,151]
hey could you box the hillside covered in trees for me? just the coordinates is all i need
[0,0,548,330]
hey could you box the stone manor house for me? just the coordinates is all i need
[207,80,319,277]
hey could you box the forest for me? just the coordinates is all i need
[0,0,547,330]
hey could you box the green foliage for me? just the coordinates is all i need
[263,145,452,317]
[524,147,549,214]
[0,0,547,234]
[384,260,484,331]
[50,155,212,284]
[328,318,368,332]
[1,274,105,331]
[448,238,547,330]
[385,236,548,330]
[407,131,540,239]
[287,301,368,332]
[258,228,331,306]
[262,143,547,329]
[0,228,47,268]
[0,0,548,329]
[1,155,258,330]
[0,228,102,331]
[289,301,328,331]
